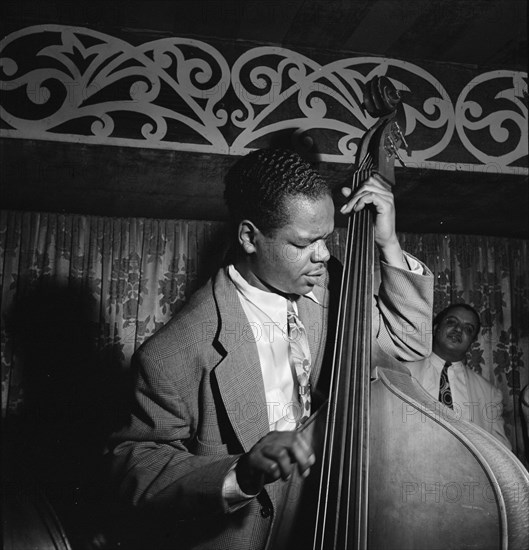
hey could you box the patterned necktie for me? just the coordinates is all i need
[438,361,453,409]
[287,299,312,426]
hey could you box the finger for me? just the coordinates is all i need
[262,447,293,481]
[340,190,392,215]
[341,182,391,201]
[250,453,283,482]
[289,436,316,478]
[340,182,393,213]
[361,191,392,209]
[295,431,315,461]
[342,173,393,197]
[355,181,394,198]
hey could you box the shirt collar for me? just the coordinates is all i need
[431,352,464,369]
[227,264,319,312]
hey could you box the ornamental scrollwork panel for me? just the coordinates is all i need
[229,51,455,166]
[1,25,527,174]
[0,25,232,153]
[455,71,528,168]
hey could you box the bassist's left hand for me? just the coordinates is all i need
[339,174,406,268]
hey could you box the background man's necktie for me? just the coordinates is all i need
[439,361,453,409]
[287,299,312,425]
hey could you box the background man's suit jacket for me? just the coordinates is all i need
[406,354,511,449]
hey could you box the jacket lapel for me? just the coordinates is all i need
[211,268,270,452]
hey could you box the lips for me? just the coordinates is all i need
[447,332,462,343]
[306,265,326,277]
[306,270,325,278]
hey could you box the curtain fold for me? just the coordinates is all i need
[1,210,527,462]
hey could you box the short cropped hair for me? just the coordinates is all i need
[224,148,331,235]
[434,303,481,338]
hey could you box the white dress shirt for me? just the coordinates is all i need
[227,264,318,431]
[413,352,470,419]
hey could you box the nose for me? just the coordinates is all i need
[312,239,331,263]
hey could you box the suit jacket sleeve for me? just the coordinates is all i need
[373,254,433,361]
[488,384,512,450]
[466,369,512,450]
[108,345,239,516]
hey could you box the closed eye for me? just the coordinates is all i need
[292,242,311,249]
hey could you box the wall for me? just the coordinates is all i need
[1,22,527,236]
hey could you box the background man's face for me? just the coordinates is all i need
[248,194,334,296]
[433,306,479,362]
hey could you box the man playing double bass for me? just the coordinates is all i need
[107,148,434,549]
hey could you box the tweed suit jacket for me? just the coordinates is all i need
[109,256,433,550]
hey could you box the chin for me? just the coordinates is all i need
[298,283,315,295]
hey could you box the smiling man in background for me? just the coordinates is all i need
[406,303,511,449]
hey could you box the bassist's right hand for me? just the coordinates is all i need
[236,430,315,494]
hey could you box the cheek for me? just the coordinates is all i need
[279,246,309,269]
[260,247,299,280]
[260,243,283,266]
[281,245,301,264]
[463,333,474,345]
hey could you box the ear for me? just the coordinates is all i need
[238,220,259,254]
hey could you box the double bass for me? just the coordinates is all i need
[269,76,529,550]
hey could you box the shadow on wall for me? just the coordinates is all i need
[3,282,132,549]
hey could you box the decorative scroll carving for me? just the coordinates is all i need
[455,71,528,167]
[230,52,455,165]
[1,25,527,174]
[0,25,231,153]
